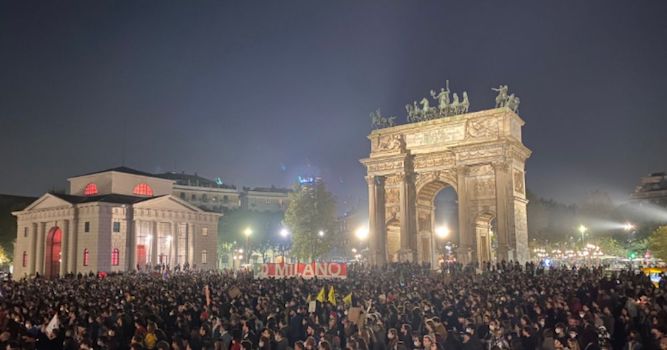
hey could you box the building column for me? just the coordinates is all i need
[174,222,180,266]
[151,221,158,265]
[398,173,414,262]
[366,176,386,266]
[184,223,190,265]
[36,222,46,276]
[60,220,69,276]
[189,223,196,266]
[456,166,473,265]
[493,162,511,262]
[29,223,38,275]
[168,222,174,267]
[127,220,137,271]
[67,217,78,273]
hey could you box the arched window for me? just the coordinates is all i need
[133,183,154,196]
[83,249,90,266]
[84,183,98,196]
[201,250,207,264]
[22,251,27,267]
[111,248,120,266]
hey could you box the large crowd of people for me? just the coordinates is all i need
[1,262,666,350]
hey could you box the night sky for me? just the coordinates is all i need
[1,1,666,211]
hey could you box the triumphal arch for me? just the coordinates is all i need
[361,84,531,266]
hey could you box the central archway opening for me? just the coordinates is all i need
[416,180,458,266]
[45,227,62,278]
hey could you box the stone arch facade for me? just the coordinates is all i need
[361,107,531,266]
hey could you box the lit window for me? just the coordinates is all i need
[113,222,121,233]
[84,183,98,196]
[22,251,27,267]
[83,249,90,266]
[84,222,90,233]
[202,227,208,236]
[201,250,207,264]
[133,183,154,196]
[111,248,120,266]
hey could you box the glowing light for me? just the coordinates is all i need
[351,248,357,253]
[318,230,324,237]
[355,226,369,240]
[623,222,635,231]
[244,228,253,237]
[280,228,289,237]
[435,226,450,239]
[578,225,588,234]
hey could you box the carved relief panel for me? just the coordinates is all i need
[465,117,499,139]
[513,169,525,195]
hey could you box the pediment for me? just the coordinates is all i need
[22,193,73,211]
[134,195,204,213]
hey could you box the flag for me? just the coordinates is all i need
[316,287,326,303]
[343,293,353,305]
[46,313,59,334]
[328,286,336,304]
[306,294,312,303]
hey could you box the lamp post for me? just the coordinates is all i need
[243,227,252,265]
[578,225,588,244]
[279,228,289,263]
[310,230,325,262]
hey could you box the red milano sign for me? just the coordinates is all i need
[259,262,348,279]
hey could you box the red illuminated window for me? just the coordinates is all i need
[111,248,120,266]
[22,251,27,267]
[133,183,154,196]
[83,249,90,266]
[84,183,98,196]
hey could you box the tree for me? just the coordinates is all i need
[284,181,337,261]
[594,237,626,257]
[0,245,9,266]
[648,226,667,261]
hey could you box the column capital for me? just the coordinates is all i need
[491,161,510,172]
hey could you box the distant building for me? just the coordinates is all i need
[157,172,241,212]
[12,167,220,279]
[632,172,667,206]
[241,186,291,212]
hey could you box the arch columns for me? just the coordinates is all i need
[366,176,386,266]
[398,173,416,262]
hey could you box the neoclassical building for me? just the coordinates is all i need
[12,167,220,279]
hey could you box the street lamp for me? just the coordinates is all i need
[280,228,289,238]
[435,226,450,239]
[623,222,635,232]
[578,225,588,243]
[318,230,324,237]
[243,228,252,264]
[355,226,369,241]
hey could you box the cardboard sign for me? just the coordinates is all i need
[308,301,317,313]
[347,307,363,325]
[228,286,242,299]
[258,263,347,279]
